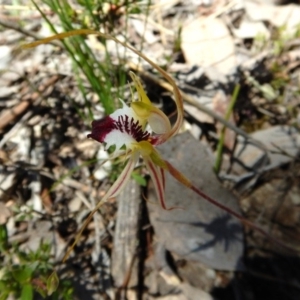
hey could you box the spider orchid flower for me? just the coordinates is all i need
[19,29,240,215]
[22,30,291,260]
[87,72,179,210]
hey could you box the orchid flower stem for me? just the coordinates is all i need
[62,153,138,262]
[62,198,106,262]
[214,84,240,173]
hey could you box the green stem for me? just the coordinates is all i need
[214,84,240,173]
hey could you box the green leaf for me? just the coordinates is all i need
[0,290,9,300]
[21,284,33,300]
[28,262,39,274]
[131,172,147,187]
[47,271,59,296]
[12,266,33,283]
[0,280,10,300]
[0,224,8,251]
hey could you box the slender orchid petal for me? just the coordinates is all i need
[144,158,167,210]
[163,160,192,188]
[129,72,152,106]
[109,151,139,198]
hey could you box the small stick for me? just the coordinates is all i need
[0,19,62,48]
